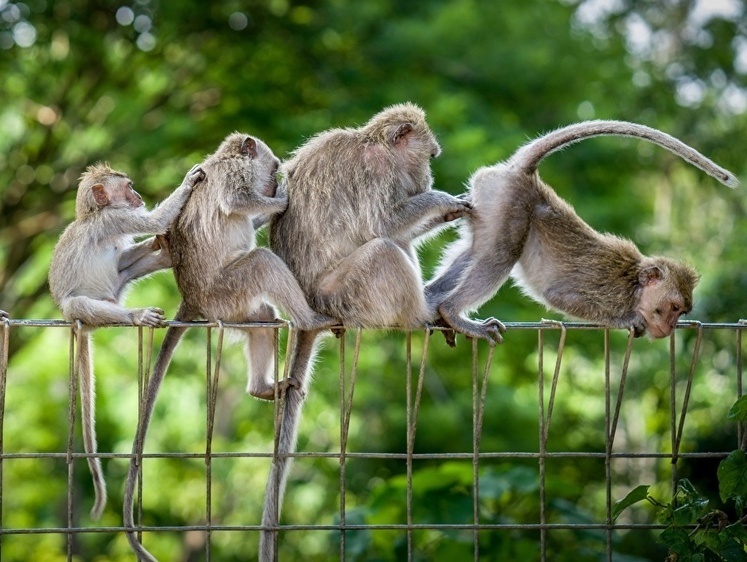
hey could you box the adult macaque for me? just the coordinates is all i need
[261,103,480,560]
[48,163,203,519]
[426,120,738,343]
[123,133,335,562]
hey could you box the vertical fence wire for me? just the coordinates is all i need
[339,328,361,562]
[2,320,747,560]
[205,321,225,561]
[135,326,155,548]
[471,338,494,562]
[670,324,704,495]
[0,316,9,562]
[405,329,430,561]
[739,321,746,451]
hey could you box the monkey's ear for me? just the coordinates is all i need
[91,184,109,206]
[242,137,258,158]
[639,266,664,286]
[391,123,414,147]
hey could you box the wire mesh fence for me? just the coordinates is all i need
[0,318,744,561]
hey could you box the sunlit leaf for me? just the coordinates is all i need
[612,485,650,522]
[727,396,747,422]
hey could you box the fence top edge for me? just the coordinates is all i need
[2,319,746,331]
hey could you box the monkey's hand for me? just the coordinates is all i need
[131,307,167,327]
[184,165,206,190]
[443,197,473,223]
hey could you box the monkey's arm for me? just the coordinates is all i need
[112,166,204,236]
[383,190,471,240]
[118,238,158,269]
[222,192,288,219]
[118,237,171,284]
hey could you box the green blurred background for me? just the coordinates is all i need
[1,0,746,560]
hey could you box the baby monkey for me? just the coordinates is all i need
[123,133,335,562]
[48,163,203,519]
[426,120,738,344]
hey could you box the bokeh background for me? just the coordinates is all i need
[1,0,747,560]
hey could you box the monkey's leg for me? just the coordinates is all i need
[425,247,474,312]
[437,261,507,345]
[243,304,297,401]
[316,238,430,328]
[218,248,337,331]
[62,296,166,327]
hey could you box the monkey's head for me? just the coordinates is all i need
[362,103,441,196]
[210,132,280,197]
[76,163,144,218]
[636,258,699,339]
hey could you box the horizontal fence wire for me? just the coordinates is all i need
[0,318,744,561]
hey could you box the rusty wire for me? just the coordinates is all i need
[0,319,744,561]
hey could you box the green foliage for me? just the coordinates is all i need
[1,0,746,560]
[615,399,747,561]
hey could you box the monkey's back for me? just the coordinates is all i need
[270,131,397,295]
[513,177,645,320]
[169,183,255,309]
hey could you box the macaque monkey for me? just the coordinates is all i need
[48,163,203,519]
[123,133,336,562]
[260,103,479,560]
[426,120,739,344]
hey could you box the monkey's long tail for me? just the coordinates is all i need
[77,331,107,520]
[259,329,320,562]
[123,305,190,562]
[509,119,739,188]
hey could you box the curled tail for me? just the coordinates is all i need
[124,304,190,562]
[259,329,320,562]
[509,119,739,188]
[78,331,107,520]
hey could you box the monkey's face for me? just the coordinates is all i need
[637,273,692,339]
[95,176,144,210]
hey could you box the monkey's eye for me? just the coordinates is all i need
[654,308,662,315]
[671,304,681,313]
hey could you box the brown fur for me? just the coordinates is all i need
[426,120,736,343]
[259,103,478,561]
[123,133,335,562]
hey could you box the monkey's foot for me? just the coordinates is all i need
[134,307,167,327]
[295,313,339,331]
[439,310,506,346]
[426,319,457,347]
[250,377,300,401]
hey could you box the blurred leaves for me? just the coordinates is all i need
[1,0,746,560]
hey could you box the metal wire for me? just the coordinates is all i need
[0,319,745,561]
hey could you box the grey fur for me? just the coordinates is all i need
[426,120,738,343]
[123,133,335,562]
[48,163,199,520]
[260,103,474,560]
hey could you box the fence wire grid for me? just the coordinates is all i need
[0,318,745,561]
